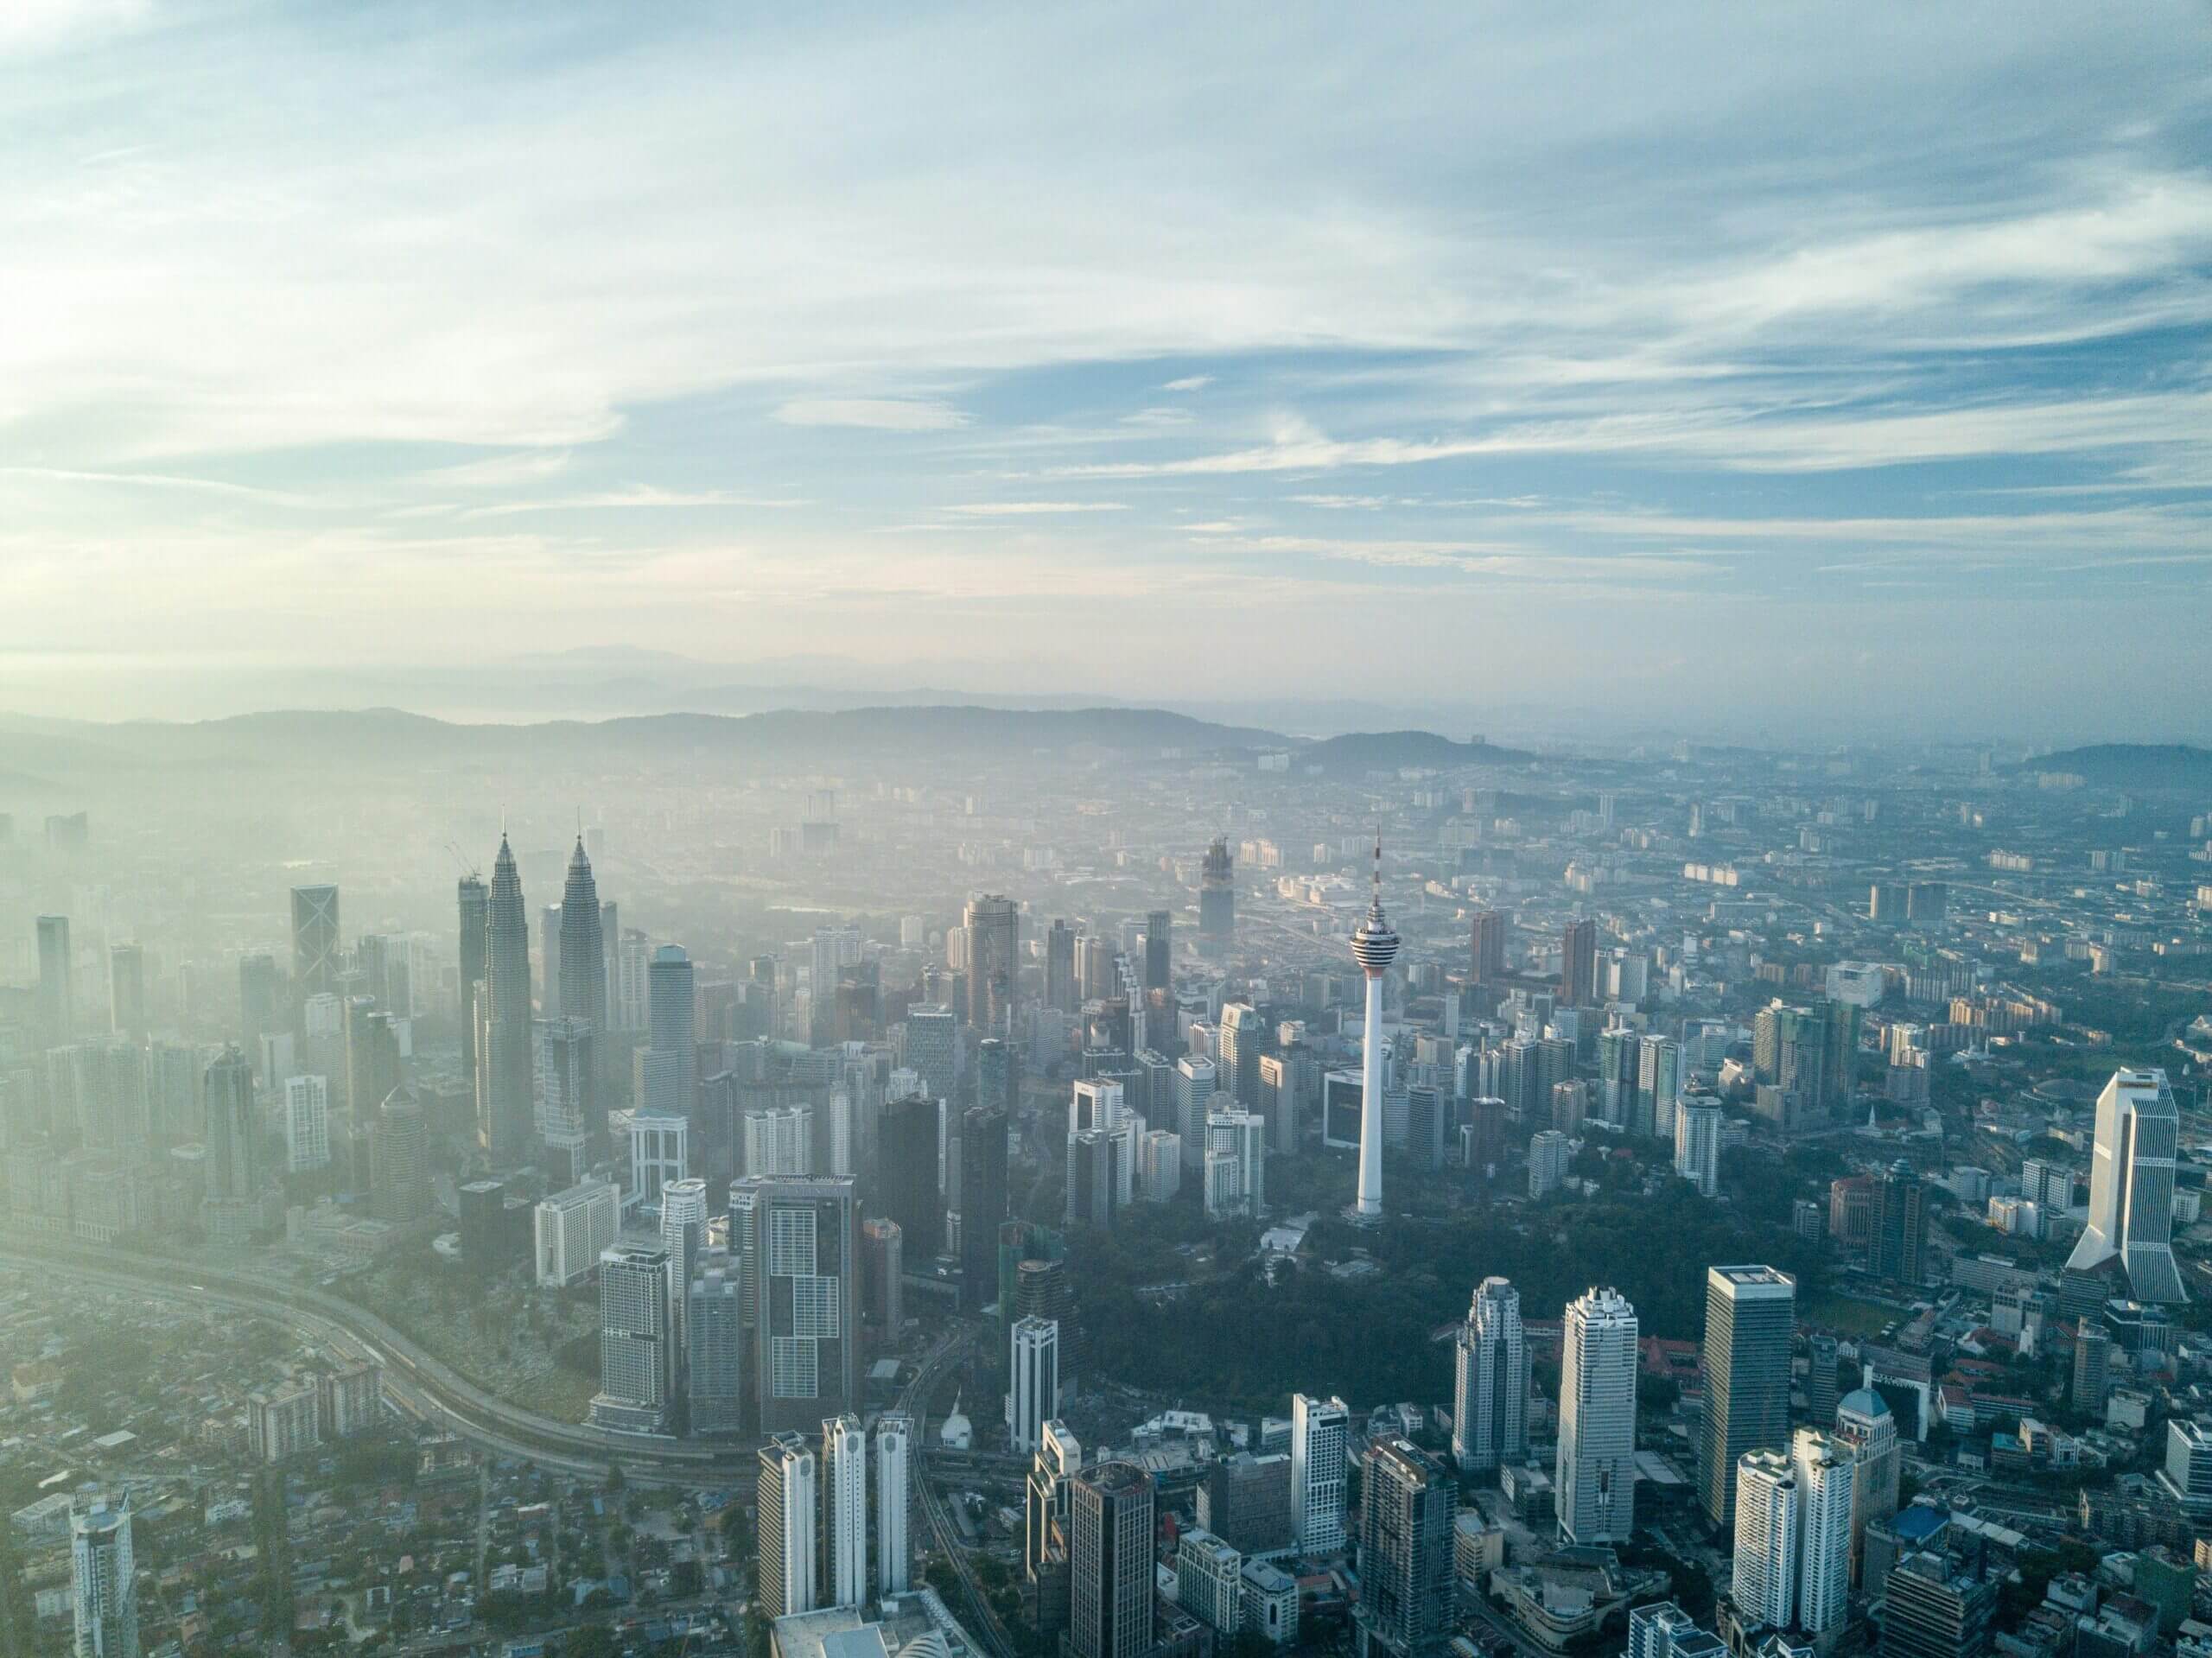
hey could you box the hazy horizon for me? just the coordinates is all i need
[4,3,2212,734]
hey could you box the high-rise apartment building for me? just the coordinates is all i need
[534,1178,618,1286]
[284,1073,331,1172]
[2066,1068,2187,1303]
[1291,1394,1350,1553]
[1454,1277,1529,1473]
[478,838,533,1162]
[71,1494,137,1658]
[1529,1129,1569,1199]
[1700,1266,1796,1533]
[590,1243,674,1435]
[1675,1098,1721,1198]
[1204,1110,1266,1218]
[1732,1449,1798,1630]
[1070,1461,1155,1658]
[1557,1286,1638,1544]
[731,1175,860,1435]
[875,1413,912,1594]
[1793,1429,1855,1636]
[1355,1438,1454,1658]
[759,1431,819,1618]
[821,1413,869,1609]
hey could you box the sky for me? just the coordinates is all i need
[3,2,2210,739]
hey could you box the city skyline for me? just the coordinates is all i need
[2,4,2210,733]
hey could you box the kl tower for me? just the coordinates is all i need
[1350,835,1398,1223]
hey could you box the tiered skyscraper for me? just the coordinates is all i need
[1350,838,1399,1223]
[2066,1067,2186,1303]
[557,834,605,1077]
[477,835,534,1162]
[1557,1286,1638,1544]
[1452,1277,1529,1473]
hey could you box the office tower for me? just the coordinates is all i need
[1871,1159,1928,1285]
[961,1102,1008,1310]
[1291,1394,1350,1553]
[1351,840,1399,1222]
[1048,920,1079,1013]
[1066,1128,1121,1228]
[36,914,74,1047]
[1674,1098,1721,1198]
[1355,1438,1454,1658]
[628,1108,690,1206]
[1792,1429,1854,1635]
[1700,1266,1796,1533]
[1629,1603,1715,1658]
[613,927,652,1032]
[456,873,487,1082]
[201,1045,261,1239]
[1637,1034,1681,1138]
[978,1036,1014,1116]
[535,1014,595,1181]
[1453,1277,1529,1473]
[644,943,697,1119]
[1198,838,1236,960]
[1834,1390,1898,1586]
[1468,910,1507,984]
[1014,1251,1081,1393]
[1070,1461,1154,1658]
[1806,1333,1840,1426]
[1029,1419,1084,1595]
[238,950,279,1056]
[70,1494,137,1658]
[2072,1324,2112,1411]
[1253,1053,1295,1156]
[1528,1129,1569,1199]
[1732,1450,1798,1629]
[290,884,340,1003]
[283,1073,331,1172]
[1219,1002,1264,1107]
[731,1175,860,1435]
[1559,918,1596,1006]
[107,944,146,1044]
[821,1413,869,1609]
[1556,1286,1638,1545]
[2067,1068,2187,1303]
[965,894,1020,1032]
[370,1085,431,1223]
[589,1242,674,1434]
[1145,909,1172,991]
[340,995,393,1119]
[689,1251,746,1434]
[556,833,604,1030]
[1885,1550,1997,1658]
[1178,1528,1244,1638]
[904,1003,957,1106]
[534,1178,619,1286]
[478,836,533,1162]
[759,1431,819,1618]
[1205,1111,1266,1218]
[661,1176,709,1380]
[1010,1316,1060,1452]
[1197,1451,1294,1560]
[875,1413,912,1593]
[861,1217,904,1331]
[540,903,562,1008]
[880,1093,943,1258]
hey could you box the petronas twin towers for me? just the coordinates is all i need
[468,830,607,1166]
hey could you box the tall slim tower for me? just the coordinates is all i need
[759,1431,819,1618]
[1290,1393,1349,1553]
[1556,1286,1638,1544]
[457,873,487,1084]
[1453,1277,1529,1473]
[108,944,147,1043]
[1350,838,1399,1223]
[875,1413,913,1594]
[1468,909,1507,985]
[821,1413,869,1609]
[289,884,340,1004]
[1792,1427,1855,1636]
[2065,1067,2186,1303]
[1732,1449,1797,1630]
[479,835,533,1162]
[1700,1265,1796,1533]
[644,945,697,1123]
[965,894,1020,1033]
[71,1494,137,1658]
[1070,1461,1155,1658]
[1198,839,1235,960]
[1354,1439,1454,1658]
[36,914,75,1048]
[557,836,606,1032]
[1144,909,1172,991]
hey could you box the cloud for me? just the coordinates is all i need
[417,450,574,490]
[0,466,316,506]
[774,399,969,432]
[463,487,807,518]
[1161,375,1214,392]
[946,501,1128,516]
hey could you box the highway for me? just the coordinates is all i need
[901,1326,1016,1658]
[0,1237,758,1488]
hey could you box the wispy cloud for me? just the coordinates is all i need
[463,486,807,518]
[0,466,316,506]
[774,399,969,432]
[1161,375,1214,392]
[946,501,1128,517]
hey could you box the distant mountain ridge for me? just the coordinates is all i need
[2007,743,2212,790]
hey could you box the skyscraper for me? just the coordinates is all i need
[1010,1315,1060,1452]
[107,944,146,1044]
[960,1102,1008,1310]
[880,1093,944,1259]
[478,836,533,1162]
[822,1413,869,1609]
[731,1175,860,1435]
[289,884,340,1004]
[369,1084,431,1223]
[1144,909,1172,992]
[759,1431,819,1618]
[1732,1450,1798,1630]
[283,1073,331,1172]
[1070,1461,1155,1658]
[660,1177,709,1393]
[1354,1438,1454,1658]
[875,1413,912,1594]
[2066,1067,2187,1303]
[535,1014,595,1180]
[1218,1001,1265,1107]
[1199,838,1235,960]
[1350,839,1399,1223]
[238,950,280,1058]
[1556,1286,1638,1545]
[201,1045,262,1241]
[1870,1159,1928,1286]
[965,894,1020,1032]
[1834,1388,1900,1585]
[1559,918,1596,1007]
[71,1494,137,1658]
[688,1250,746,1435]
[1700,1265,1796,1533]
[1468,909,1507,984]
[1047,919,1079,1013]
[1452,1277,1529,1473]
[1792,1428,1855,1636]
[457,873,487,1083]
[644,944,697,1123]
[589,1242,674,1435]
[1291,1394,1349,1553]
[36,913,74,1048]
[557,835,605,1036]
[1674,1098,1721,1198]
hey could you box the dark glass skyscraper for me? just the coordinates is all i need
[1144,909,1172,991]
[478,835,534,1162]
[964,893,1019,1033]
[959,1102,1008,1311]
[1699,1264,1796,1533]
[290,883,340,1003]
[1559,917,1597,1007]
[880,1093,943,1260]
[1198,841,1233,959]
[457,873,487,1084]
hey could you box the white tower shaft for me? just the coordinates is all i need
[1357,971,1385,1218]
